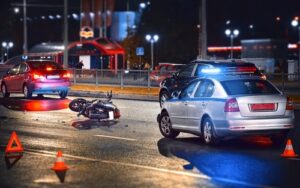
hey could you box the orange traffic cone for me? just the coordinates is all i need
[51,151,69,171]
[281,139,298,158]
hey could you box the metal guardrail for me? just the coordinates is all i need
[68,69,160,88]
[0,67,300,95]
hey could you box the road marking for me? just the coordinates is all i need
[288,158,300,161]
[22,148,275,188]
[93,134,136,141]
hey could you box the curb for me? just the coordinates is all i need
[68,90,158,102]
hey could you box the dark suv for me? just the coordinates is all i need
[159,59,265,106]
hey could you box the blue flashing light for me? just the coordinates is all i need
[21,55,28,60]
[201,68,221,74]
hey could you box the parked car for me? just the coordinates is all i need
[159,59,266,107]
[1,60,71,98]
[0,56,23,79]
[150,63,184,84]
[157,71,294,145]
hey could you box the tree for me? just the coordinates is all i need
[120,35,146,69]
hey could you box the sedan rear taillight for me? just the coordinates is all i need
[225,98,240,112]
[63,73,70,78]
[286,96,294,110]
[33,74,45,80]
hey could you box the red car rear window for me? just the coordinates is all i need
[28,61,63,70]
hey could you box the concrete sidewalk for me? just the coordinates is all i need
[69,84,300,109]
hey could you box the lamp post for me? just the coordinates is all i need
[225,29,239,59]
[145,34,159,70]
[2,42,14,62]
[291,17,300,79]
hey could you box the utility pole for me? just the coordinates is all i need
[103,0,107,38]
[63,0,68,68]
[23,0,28,54]
[198,0,207,59]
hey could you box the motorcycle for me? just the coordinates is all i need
[69,91,120,122]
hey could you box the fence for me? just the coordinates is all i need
[0,67,300,95]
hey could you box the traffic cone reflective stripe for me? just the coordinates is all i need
[281,139,298,158]
[51,151,69,171]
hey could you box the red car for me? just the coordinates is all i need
[1,60,71,98]
[150,63,184,83]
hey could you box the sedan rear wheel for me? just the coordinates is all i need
[159,112,179,139]
[23,85,32,99]
[202,117,218,145]
[59,90,68,99]
[1,84,10,97]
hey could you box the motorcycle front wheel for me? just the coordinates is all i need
[69,98,87,112]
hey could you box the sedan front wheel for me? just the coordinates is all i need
[1,84,10,97]
[159,112,179,139]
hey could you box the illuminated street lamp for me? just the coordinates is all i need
[225,29,239,59]
[291,17,300,78]
[145,34,159,70]
[2,41,14,62]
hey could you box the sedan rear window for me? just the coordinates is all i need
[28,61,63,70]
[221,79,280,95]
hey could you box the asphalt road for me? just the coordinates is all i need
[0,96,300,188]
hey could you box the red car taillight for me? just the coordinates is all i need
[286,96,294,110]
[33,74,45,80]
[225,98,240,112]
[63,73,70,78]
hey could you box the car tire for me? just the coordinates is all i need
[201,117,218,145]
[59,90,68,99]
[37,94,44,98]
[1,84,10,98]
[23,84,32,99]
[159,90,170,107]
[159,111,180,139]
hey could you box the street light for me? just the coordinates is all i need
[145,34,159,70]
[2,41,14,62]
[225,29,239,59]
[291,17,300,79]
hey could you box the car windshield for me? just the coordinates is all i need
[28,61,63,70]
[221,79,280,95]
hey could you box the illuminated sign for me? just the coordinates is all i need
[80,26,94,39]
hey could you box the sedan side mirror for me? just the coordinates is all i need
[171,90,181,99]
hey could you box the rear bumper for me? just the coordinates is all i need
[29,81,70,94]
[214,117,294,137]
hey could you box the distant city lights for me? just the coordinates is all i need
[14,7,20,14]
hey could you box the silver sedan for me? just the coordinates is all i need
[157,76,294,145]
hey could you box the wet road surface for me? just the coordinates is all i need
[0,95,300,187]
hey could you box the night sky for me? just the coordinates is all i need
[1,0,300,62]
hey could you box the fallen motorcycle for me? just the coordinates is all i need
[69,91,120,122]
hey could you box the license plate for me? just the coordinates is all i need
[250,103,276,111]
[109,111,114,120]
[47,75,60,79]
